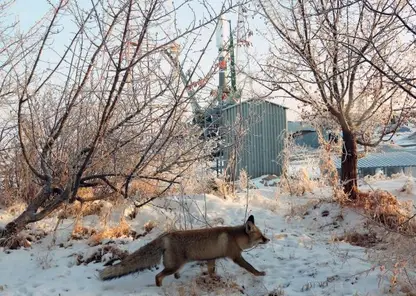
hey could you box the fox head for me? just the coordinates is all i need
[244,215,270,248]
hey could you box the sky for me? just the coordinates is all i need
[7,0,300,120]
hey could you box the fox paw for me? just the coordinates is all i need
[256,271,266,276]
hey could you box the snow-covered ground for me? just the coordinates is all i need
[0,175,414,296]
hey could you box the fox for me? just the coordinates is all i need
[98,215,270,287]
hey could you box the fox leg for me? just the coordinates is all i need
[156,268,179,287]
[207,259,216,276]
[174,264,185,279]
[156,250,184,286]
[232,255,266,276]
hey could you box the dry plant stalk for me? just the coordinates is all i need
[179,160,215,195]
[278,133,317,196]
[238,169,249,190]
[57,200,108,220]
[214,177,236,198]
[348,190,415,233]
[399,177,414,194]
[89,217,132,246]
[71,220,97,241]
[315,128,340,188]
[280,167,316,196]
[129,180,161,200]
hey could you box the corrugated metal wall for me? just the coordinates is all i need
[220,100,287,180]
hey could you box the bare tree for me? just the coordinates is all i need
[0,0,18,99]
[357,0,416,102]
[0,0,22,146]
[252,0,413,199]
[0,1,32,204]
[0,0,240,241]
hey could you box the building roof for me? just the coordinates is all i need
[287,121,316,133]
[333,151,416,169]
[221,98,288,112]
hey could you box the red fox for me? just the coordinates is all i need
[98,215,270,286]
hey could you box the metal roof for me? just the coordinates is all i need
[287,121,316,133]
[333,151,416,169]
[221,98,288,112]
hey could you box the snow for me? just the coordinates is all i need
[0,176,413,296]
[383,124,416,147]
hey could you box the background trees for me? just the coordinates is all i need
[0,0,415,241]
[360,0,416,101]
[254,0,414,198]
[0,0,238,239]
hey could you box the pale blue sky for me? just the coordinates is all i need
[7,0,300,120]
[9,1,258,69]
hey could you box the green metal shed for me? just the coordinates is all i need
[218,99,287,180]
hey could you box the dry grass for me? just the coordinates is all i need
[77,187,94,200]
[143,220,157,233]
[6,202,27,216]
[239,169,249,190]
[88,217,133,246]
[343,190,415,233]
[281,123,416,295]
[363,172,388,183]
[0,190,22,208]
[0,225,48,250]
[0,234,32,249]
[70,220,97,240]
[75,245,129,266]
[280,167,316,196]
[213,178,236,198]
[57,187,106,219]
[335,231,381,248]
[399,177,414,194]
[129,179,161,199]
[58,199,112,220]
[179,161,217,195]
[173,274,244,296]
[335,189,416,295]
[397,280,416,296]
[332,186,349,203]
[59,179,171,220]
[318,148,339,188]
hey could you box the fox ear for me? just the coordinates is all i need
[247,215,255,225]
[245,221,253,233]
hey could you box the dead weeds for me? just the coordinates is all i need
[336,231,381,248]
[88,218,133,246]
[58,199,111,220]
[192,274,244,294]
[74,244,129,266]
[344,189,416,234]
[280,167,316,196]
[0,234,32,250]
[70,221,97,240]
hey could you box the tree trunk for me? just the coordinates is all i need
[1,187,69,240]
[2,211,38,237]
[341,128,358,199]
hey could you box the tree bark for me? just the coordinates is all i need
[341,128,358,199]
[1,187,69,239]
